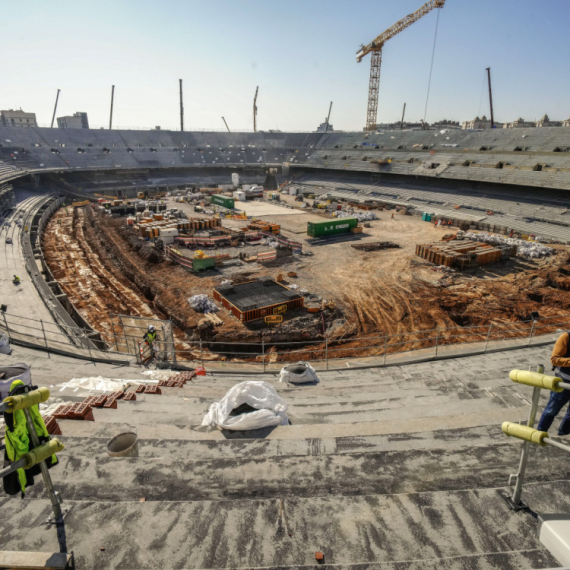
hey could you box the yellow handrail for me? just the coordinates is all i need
[509,370,563,392]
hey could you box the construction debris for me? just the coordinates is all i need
[338,211,378,222]
[351,241,400,252]
[188,295,220,314]
[462,231,554,259]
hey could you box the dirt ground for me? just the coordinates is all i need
[41,197,570,361]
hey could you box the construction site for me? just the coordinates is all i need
[33,181,570,364]
[3,1,570,569]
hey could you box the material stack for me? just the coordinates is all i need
[415,240,506,269]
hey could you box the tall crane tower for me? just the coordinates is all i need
[356,0,446,131]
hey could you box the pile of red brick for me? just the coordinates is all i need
[41,374,194,436]
[158,371,196,388]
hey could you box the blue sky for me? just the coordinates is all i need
[3,0,569,131]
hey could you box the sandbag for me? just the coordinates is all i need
[201,381,288,431]
[279,361,319,384]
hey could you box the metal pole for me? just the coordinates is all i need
[262,338,266,373]
[484,323,493,353]
[199,339,204,367]
[2,311,11,339]
[324,101,333,133]
[383,335,388,366]
[40,319,50,358]
[84,330,92,362]
[400,102,406,130]
[528,320,536,347]
[325,338,329,370]
[434,328,440,358]
[109,85,115,130]
[253,86,259,132]
[179,79,184,132]
[486,67,495,129]
[22,407,63,521]
[509,364,544,509]
[222,117,230,132]
[50,89,61,128]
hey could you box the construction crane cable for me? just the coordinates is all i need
[423,8,441,124]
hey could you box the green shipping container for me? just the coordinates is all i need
[211,194,235,209]
[192,257,216,272]
[307,218,358,238]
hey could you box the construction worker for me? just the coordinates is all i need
[537,331,570,436]
[3,379,58,496]
[143,325,157,345]
[391,212,394,219]
[12,275,20,285]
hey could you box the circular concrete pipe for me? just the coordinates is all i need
[107,432,139,458]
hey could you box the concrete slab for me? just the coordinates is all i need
[233,201,307,217]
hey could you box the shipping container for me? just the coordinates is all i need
[192,257,216,272]
[211,194,235,209]
[307,218,358,238]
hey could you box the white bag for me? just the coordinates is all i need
[0,333,11,355]
[279,362,319,384]
[201,381,288,430]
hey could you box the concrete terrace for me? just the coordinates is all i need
[0,342,568,568]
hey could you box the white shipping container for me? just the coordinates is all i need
[233,191,246,201]
[160,228,179,237]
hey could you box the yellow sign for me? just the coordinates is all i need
[72,200,89,207]
[265,315,283,324]
[273,305,287,315]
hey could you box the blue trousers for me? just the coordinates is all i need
[537,389,570,436]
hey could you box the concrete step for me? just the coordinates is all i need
[56,405,531,442]
[5,482,567,569]
[29,435,570,503]
[65,389,513,427]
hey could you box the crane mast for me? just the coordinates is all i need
[357,0,446,131]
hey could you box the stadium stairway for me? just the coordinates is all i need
[0,345,569,569]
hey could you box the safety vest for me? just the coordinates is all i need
[146,331,157,343]
[3,380,58,497]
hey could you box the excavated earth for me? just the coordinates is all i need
[42,205,570,362]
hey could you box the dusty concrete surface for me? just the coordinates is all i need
[0,342,569,569]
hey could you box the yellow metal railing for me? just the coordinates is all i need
[503,367,570,510]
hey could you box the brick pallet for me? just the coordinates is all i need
[415,240,504,269]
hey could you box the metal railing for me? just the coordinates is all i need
[1,309,569,371]
[503,367,570,511]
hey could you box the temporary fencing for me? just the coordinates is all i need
[1,309,569,372]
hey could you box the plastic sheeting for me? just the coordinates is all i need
[0,333,11,355]
[462,231,554,259]
[201,381,289,430]
[188,294,220,314]
[279,362,320,384]
[338,211,378,222]
[0,363,32,401]
[58,376,157,393]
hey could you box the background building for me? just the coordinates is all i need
[57,112,89,129]
[0,109,37,127]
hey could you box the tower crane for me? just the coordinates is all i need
[356,0,446,131]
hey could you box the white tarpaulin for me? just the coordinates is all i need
[201,381,289,430]
[279,362,320,384]
[58,376,158,393]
